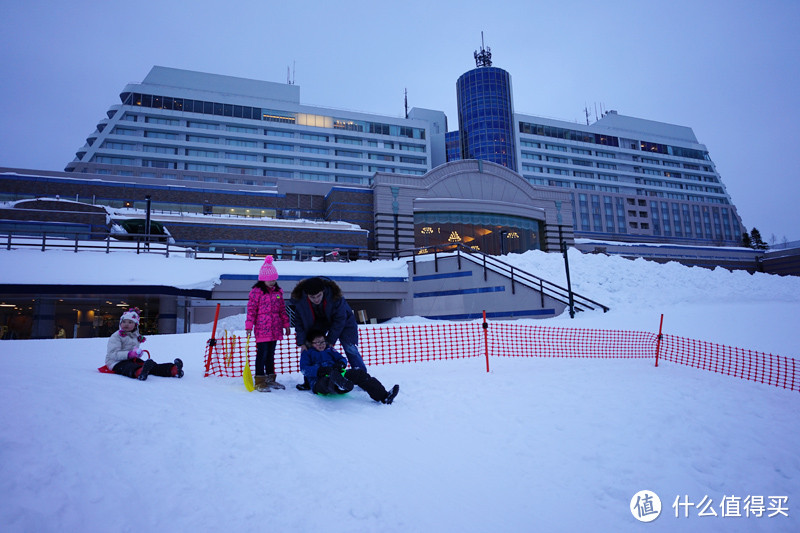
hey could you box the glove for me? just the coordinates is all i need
[127,348,142,359]
[317,366,332,378]
[334,361,346,373]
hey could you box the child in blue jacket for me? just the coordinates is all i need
[299,327,399,404]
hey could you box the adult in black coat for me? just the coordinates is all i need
[290,277,366,389]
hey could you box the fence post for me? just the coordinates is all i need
[654,313,664,367]
[482,310,490,373]
[204,303,221,377]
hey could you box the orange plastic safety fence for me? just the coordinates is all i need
[488,323,656,359]
[204,323,482,378]
[203,323,799,393]
[659,334,798,392]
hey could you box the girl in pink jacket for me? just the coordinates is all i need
[245,256,291,391]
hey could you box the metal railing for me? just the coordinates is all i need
[2,231,609,313]
[404,243,610,314]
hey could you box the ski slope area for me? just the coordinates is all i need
[1,248,799,531]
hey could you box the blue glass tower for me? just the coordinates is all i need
[455,44,517,171]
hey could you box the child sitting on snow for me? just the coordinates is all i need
[299,327,399,404]
[105,308,183,380]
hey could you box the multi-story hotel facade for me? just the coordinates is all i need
[49,52,743,252]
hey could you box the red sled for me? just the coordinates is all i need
[98,350,150,373]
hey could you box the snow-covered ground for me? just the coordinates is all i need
[1,247,798,532]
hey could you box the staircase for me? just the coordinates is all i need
[405,244,609,320]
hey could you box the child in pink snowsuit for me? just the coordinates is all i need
[245,256,291,391]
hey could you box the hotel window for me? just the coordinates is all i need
[546,168,569,175]
[545,144,567,152]
[226,139,258,147]
[300,159,328,167]
[300,133,328,141]
[94,156,134,165]
[265,156,294,165]
[142,160,174,168]
[266,130,294,138]
[226,125,258,134]
[187,163,218,172]
[144,131,177,139]
[336,162,363,171]
[336,137,362,145]
[298,146,328,154]
[143,145,177,154]
[187,149,218,158]
[336,150,363,158]
[225,153,257,161]
[187,135,219,144]
[400,143,425,152]
[188,122,219,130]
[145,116,179,125]
[103,142,136,151]
[267,143,294,151]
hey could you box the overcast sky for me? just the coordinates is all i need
[2,0,798,242]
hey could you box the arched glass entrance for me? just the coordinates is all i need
[414,211,542,255]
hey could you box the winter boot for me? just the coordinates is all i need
[296,377,311,391]
[382,384,400,405]
[137,359,157,381]
[254,375,270,392]
[171,358,184,378]
[266,373,285,391]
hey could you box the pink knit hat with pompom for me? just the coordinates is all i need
[258,255,279,281]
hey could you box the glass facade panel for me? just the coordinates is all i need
[456,67,516,170]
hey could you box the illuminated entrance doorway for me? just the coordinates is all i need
[414,212,542,255]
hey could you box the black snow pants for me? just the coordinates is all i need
[112,358,175,379]
[313,368,388,402]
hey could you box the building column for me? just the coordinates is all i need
[31,298,56,339]
[158,296,178,335]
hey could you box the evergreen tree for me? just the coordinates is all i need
[741,231,752,248]
[750,227,769,250]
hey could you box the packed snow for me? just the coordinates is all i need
[1,247,798,532]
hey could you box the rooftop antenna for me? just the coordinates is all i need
[404,88,408,119]
[287,61,296,85]
[474,31,492,67]
[584,104,590,125]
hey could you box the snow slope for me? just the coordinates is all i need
[0,248,798,532]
